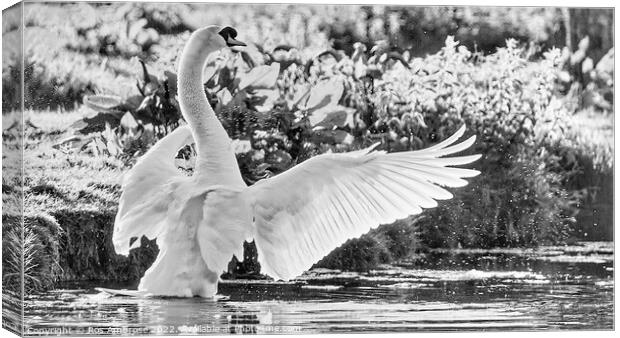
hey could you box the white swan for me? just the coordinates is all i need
[112,25,481,298]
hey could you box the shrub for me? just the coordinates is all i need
[408,40,581,247]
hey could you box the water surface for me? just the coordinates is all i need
[22,242,614,334]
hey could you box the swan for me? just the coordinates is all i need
[112,25,481,298]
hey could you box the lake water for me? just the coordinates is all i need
[19,242,614,334]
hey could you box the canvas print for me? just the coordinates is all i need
[1,1,614,335]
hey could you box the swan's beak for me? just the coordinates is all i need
[226,36,246,47]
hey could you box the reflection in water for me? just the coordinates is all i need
[23,243,613,334]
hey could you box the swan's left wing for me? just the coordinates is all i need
[113,125,194,255]
[245,126,480,281]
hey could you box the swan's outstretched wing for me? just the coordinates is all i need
[245,125,480,281]
[113,125,194,255]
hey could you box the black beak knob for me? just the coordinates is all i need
[218,26,246,47]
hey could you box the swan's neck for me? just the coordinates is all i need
[177,35,239,183]
[178,39,226,151]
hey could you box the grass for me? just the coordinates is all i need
[5,109,123,212]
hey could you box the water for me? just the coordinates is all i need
[21,242,613,334]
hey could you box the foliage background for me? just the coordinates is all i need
[1,2,614,291]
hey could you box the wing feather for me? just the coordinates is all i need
[418,125,466,151]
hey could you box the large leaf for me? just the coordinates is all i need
[239,43,267,68]
[310,130,354,145]
[70,110,124,134]
[238,63,280,90]
[304,78,348,127]
[250,88,280,113]
[310,105,356,128]
[216,88,233,111]
[203,55,225,87]
[305,96,331,115]
[287,83,311,110]
[52,134,94,153]
[120,112,140,136]
[83,95,122,112]
[123,95,145,111]
[304,78,344,112]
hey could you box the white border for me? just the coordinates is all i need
[0,0,617,6]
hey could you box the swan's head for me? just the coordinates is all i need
[193,25,246,51]
[180,25,246,72]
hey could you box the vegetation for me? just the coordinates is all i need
[3,111,159,291]
[1,3,613,289]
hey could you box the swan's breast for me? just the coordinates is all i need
[202,186,253,229]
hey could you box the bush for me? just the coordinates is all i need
[407,40,582,248]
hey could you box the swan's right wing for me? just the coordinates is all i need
[245,125,480,281]
[113,125,194,255]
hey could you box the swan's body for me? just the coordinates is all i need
[113,26,481,297]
